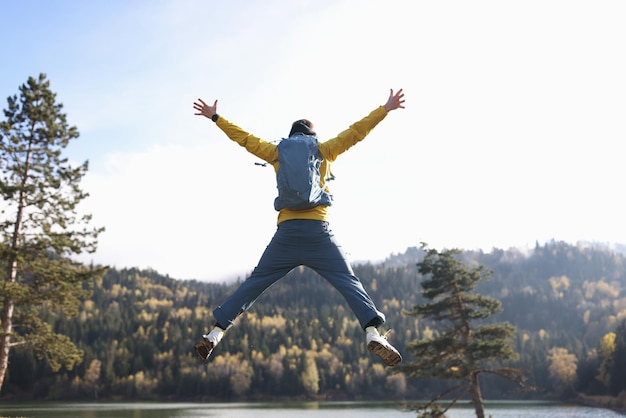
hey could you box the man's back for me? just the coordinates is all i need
[274,134,333,211]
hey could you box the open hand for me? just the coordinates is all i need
[193,98,218,119]
[384,89,405,112]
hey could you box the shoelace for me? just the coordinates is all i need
[382,329,393,340]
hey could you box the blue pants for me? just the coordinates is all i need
[213,219,385,331]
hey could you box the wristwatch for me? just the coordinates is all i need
[211,114,219,122]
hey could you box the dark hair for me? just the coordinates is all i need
[289,119,316,137]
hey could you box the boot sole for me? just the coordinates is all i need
[368,341,402,366]
[194,340,214,361]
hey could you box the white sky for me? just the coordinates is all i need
[1,0,625,282]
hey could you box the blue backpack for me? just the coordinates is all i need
[273,134,333,211]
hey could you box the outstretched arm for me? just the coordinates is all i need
[319,89,405,161]
[193,98,218,120]
[384,88,405,112]
[192,97,278,162]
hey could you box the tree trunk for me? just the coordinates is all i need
[0,287,15,392]
[0,129,31,393]
[469,372,485,418]
[0,254,19,392]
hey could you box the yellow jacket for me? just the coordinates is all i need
[215,106,388,224]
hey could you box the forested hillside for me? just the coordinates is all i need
[2,241,626,402]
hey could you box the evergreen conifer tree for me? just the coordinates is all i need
[0,74,105,392]
[398,246,528,418]
[608,319,626,396]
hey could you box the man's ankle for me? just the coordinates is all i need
[365,326,379,336]
[203,326,225,344]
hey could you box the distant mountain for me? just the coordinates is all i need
[2,241,625,401]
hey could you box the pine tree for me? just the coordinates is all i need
[0,74,105,392]
[398,246,528,418]
[608,319,626,396]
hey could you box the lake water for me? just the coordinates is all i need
[0,401,623,417]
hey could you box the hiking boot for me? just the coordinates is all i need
[194,327,224,361]
[194,338,214,360]
[367,330,402,366]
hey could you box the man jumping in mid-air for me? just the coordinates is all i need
[193,88,405,366]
